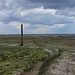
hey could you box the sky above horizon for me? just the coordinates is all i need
[0,0,75,34]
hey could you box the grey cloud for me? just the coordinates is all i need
[1,0,75,10]
[56,8,75,17]
[21,9,73,26]
[5,0,42,10]
[0,0,6,9]
[28,0,75,9]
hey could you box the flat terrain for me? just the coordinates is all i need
[0,34,75,75]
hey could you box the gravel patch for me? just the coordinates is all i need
[45,49,75,75]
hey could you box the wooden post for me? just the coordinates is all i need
[20,24,23,46]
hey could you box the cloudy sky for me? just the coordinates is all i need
[0,0,75,34]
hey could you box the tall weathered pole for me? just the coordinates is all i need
[20,24,23,46]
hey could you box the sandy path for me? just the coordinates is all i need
[45,49,75,75]
[22,62,43,75]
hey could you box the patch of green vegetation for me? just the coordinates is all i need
[0,46,50,75]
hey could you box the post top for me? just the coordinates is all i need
[21,24,23,26]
